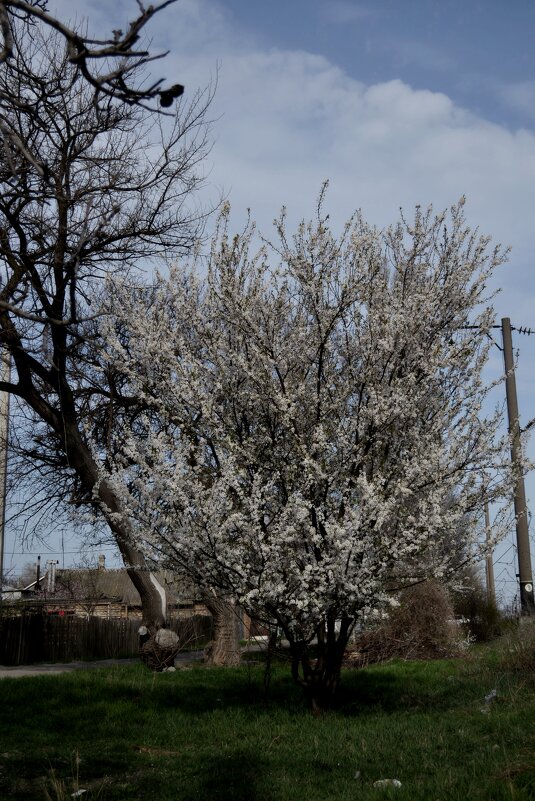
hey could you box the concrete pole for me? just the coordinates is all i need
[501,318,534,613]
[484,499,496,605]
[0,350,10,594]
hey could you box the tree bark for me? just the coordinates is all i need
[203,593,241,667]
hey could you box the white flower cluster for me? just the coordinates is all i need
[96,199,512,644]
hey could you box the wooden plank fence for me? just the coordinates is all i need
[0,611,212,666]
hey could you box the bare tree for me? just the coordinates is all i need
[54,557,104,619]
[0,17,213,629]
[0,1,187,180]
[0,1,183,106]
[3,559,34,587]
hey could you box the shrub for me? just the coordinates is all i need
[452,586,505,642]
[346,580,460,666]
[499,617,535,672]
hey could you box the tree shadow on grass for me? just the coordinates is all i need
[0,660,475,751]
[189,752,261,801]
[124,664,306,717]
[333,660,475,717]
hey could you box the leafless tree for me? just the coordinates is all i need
[0,1,187,179]
[54,557,104,618]
[0,1,183,106]
[0,17,214,629]
[8,559,33,586]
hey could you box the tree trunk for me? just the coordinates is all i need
[119,542,166,632]
[59,414,167,630]
[203,593,241,666]
[62,424,167,631]
[306,658,344,715]
[288,618,352,713]
[7,372,167,631]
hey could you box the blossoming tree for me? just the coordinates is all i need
[101,195,512,708]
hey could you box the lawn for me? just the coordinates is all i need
[0,645,534,801]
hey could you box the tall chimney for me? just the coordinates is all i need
[51,560,58,593]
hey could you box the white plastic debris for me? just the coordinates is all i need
[481,688,498,713]
[373,779,402,789]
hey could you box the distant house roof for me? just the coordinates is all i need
[52,568,195,606]
[53,569,139,605]
[13,565,196,606]
[20,572,49,592]
[1,585,22,600]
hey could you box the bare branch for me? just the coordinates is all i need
[0,298,104,326]
[0,1,183,108]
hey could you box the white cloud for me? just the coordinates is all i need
[26,2,535,317]
[198,47,535,252]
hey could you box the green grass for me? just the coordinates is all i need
[1,647,534,801]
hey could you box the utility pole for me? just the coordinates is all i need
[484,499,496,605]
[502,317,535,613]
[0,350,10,595]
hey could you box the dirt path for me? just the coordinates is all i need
[0,649,207,679]
[0,657,139,678]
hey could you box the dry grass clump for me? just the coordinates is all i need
[498,617,535,672]
[346,580,460,667]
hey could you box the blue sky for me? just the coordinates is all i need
[221,0,535,131]
[6,0,535,604]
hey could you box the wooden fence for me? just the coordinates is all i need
[0,610,212,666]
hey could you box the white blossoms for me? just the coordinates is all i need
[97,196,512,644]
